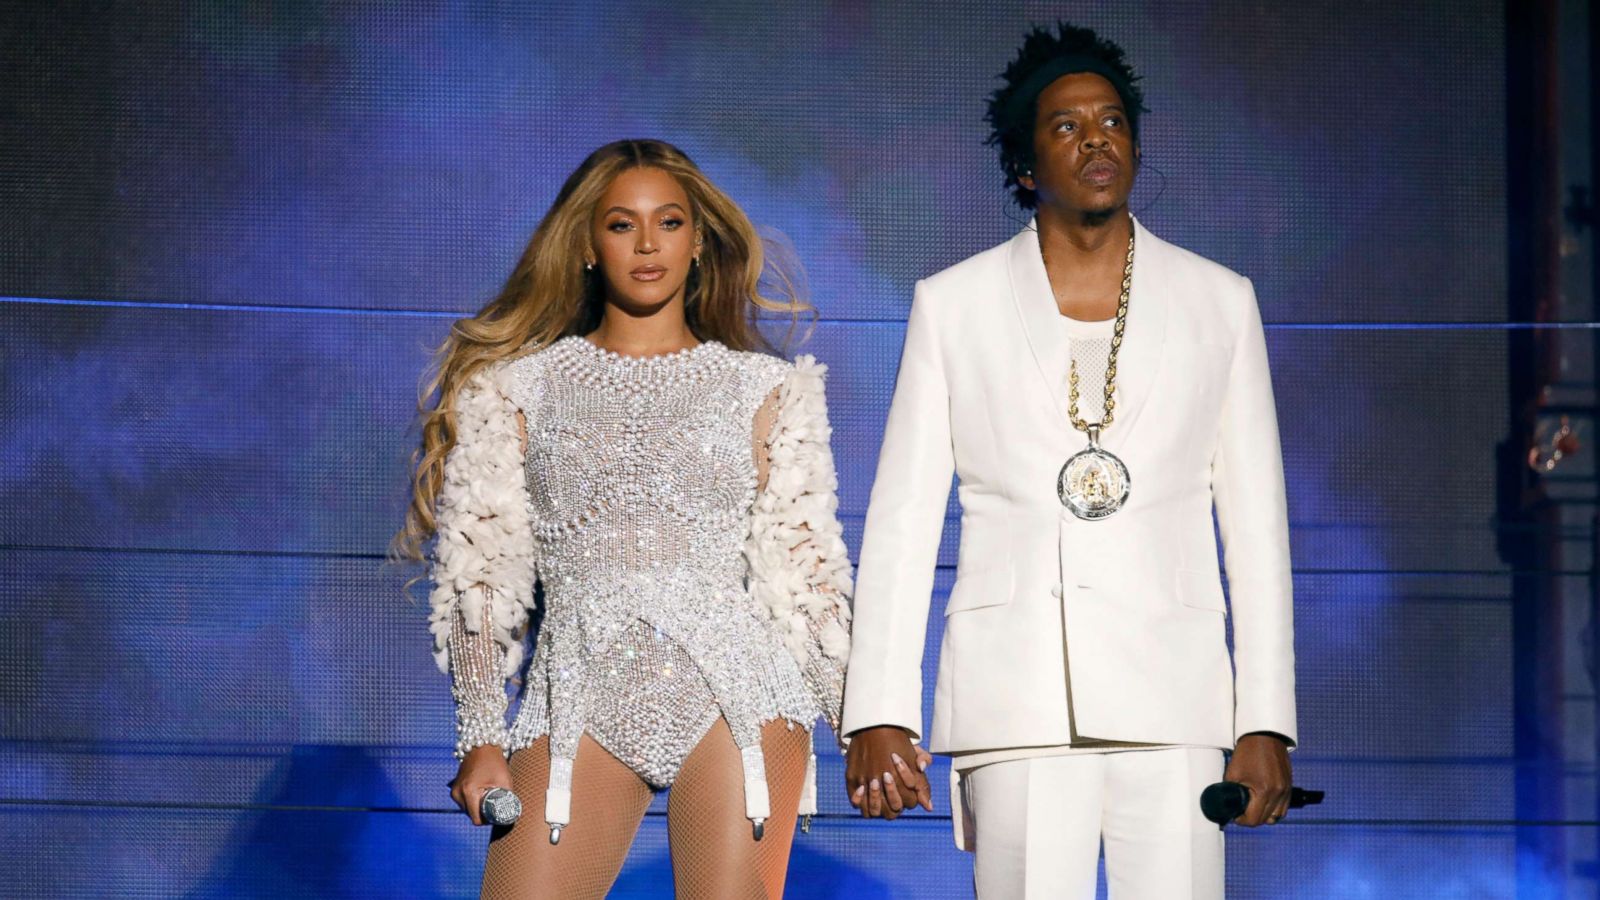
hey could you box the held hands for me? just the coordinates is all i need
[1223,732,1292,826]
[449,745,513,826]
[845,725,935,819]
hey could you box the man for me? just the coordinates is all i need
[841,23,1296,898]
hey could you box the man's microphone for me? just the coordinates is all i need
[1199,781,1324,827]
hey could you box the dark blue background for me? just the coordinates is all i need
[4,1,1580,896]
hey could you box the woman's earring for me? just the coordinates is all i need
[584,260,594,271]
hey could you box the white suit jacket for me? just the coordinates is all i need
[840,218,1297,754]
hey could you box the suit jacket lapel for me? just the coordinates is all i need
[1004,216,1169,454]
[1101,216,1168,454]
[1006,221,1070,418]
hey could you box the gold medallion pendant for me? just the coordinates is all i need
[1057,425,1130,520]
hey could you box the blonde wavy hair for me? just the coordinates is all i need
[392,139,811,566]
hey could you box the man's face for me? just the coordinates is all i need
[1019,72,1138,216]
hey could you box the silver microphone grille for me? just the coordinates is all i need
[481,787,523,826]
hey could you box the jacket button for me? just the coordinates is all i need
[1050,585,1063,599]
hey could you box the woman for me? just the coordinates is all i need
[396,139,914,898]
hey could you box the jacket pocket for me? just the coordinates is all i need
[1175,568,1227,614]
[943,565,1014,616]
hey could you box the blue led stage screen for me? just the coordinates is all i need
[3,1,1566,897]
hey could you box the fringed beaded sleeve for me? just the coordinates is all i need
[746,355,853,736]
[426,363,538,759]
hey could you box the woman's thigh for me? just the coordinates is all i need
[665,718,814,900]
[480,734,654,900]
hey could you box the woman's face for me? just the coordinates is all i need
[588,166,700,315]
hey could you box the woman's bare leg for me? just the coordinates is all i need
[665,718,813,899]
[480,734,653,899]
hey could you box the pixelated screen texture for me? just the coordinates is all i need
[2,2,1504,323]
[0,0,1542,896]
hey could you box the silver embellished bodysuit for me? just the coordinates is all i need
[426,336,853,839]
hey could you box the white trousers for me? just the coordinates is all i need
[964,748,1225,899]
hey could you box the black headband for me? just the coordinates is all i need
[1002,54,1144,137]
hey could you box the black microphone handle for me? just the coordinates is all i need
[1289,787,1324,809]
[1200,781,1324,826]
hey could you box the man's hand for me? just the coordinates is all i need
[1223,732,1292,826]
[845,725,935,819]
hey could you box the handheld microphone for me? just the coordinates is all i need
[1199,781,1324,827]
[481,787,523,826]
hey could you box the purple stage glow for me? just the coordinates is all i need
[3,1,1575,897]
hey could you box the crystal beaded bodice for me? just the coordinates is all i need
[514,336,777,598]
[434,334,851,839]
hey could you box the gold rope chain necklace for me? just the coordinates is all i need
[1066,228,1135,431]
[1056,227,1135,521]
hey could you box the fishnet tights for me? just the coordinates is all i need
[480,734,651,899]
[668,718,811,899]
[479,718,811,899]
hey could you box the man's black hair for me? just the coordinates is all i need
[985,22,1147,210]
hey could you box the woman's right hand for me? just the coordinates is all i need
[449,745,514,825]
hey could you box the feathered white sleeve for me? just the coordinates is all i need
[425,363,537,759]
[746,355,853,735]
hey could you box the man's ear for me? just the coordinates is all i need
[1017,168,1036,191]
